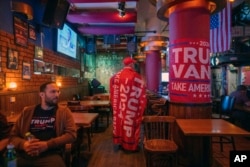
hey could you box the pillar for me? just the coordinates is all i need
[145,50,161,92]
[156,0,227,166]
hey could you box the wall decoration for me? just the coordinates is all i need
[22,62,31,80]
[28,24,36,40]
[13,16,28,47]
[7,49,18,70]
[0,72,5,90]
[44,63,54,73]
[34,46,43,60]
[34,59,45,73]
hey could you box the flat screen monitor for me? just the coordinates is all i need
[57,24,77,59]
[161,72,169,82]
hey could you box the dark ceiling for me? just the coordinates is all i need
[59,0,246,52]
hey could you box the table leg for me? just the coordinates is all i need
[180,136,212,167]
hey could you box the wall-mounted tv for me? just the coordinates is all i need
[57,24,77,59]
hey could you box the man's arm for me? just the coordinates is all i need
[46,107,77,149]
[0,138,9,151]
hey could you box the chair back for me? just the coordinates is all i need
[67,101,80,106]
[68,105,89,113]
[220,95,236,114]
[143,116,175,140]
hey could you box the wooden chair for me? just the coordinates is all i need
[212,95,236,152]
[95,99,111,128]
[68,105,92,151]
[67,101,80,106]
[142,116,178,167]
[68,105,89,113]
[64,143,72,167]
[147,98,168,116]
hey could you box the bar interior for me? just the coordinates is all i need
[1,0,250,167]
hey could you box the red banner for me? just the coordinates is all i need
[110,67,146,150]
[169,38,211,103]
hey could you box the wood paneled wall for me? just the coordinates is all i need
[0,82,89,116]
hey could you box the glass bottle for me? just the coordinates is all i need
[5,143,17,167]
[25,132,35,141]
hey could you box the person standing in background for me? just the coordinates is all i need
[230,85,250,106]
[10,82,77,167]
[110,57,146,152]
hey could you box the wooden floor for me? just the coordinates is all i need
[78,116,250,167]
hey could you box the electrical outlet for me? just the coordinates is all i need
[10,96,16,103]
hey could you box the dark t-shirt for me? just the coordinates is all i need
[30,105,57,141]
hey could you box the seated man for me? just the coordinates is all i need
[230,85,250,131]
[230,85,250,106]
[10,82,77,167]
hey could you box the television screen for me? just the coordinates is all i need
[161,72,169,82]
[232,2,250,26]
[57,24,77,58]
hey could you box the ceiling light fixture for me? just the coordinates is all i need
[119,10,126,17]
[118,2,126,17]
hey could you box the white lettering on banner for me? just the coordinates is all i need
[124,110,136,126]
[188,84,210,92]
[121,76,144,137]
[172,47,210,64]
[183,47,197,63]
[169,40,211,102]
[112,72,121,135]
[172,46,210,79]
[172,64,210,79]
[127,98,138,112]
[124,125,132,137]
[120,84,130,94]
[171,82,187,91]
[172,48,182,63]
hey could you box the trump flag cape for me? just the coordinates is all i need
[110,66,146,151]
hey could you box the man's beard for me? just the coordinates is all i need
[45,98,58,107]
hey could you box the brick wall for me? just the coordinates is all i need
[0,30,81,91]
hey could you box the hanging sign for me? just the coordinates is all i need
[169,38,211,103]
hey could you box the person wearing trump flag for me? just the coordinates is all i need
[110,57,146,151]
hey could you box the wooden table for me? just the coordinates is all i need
[59,100,110,107]
[72,112,99,126]
[80,100,110,107]
[93,93,110,100]
[60,100,111,129]
[176,119,250,167]
[72,112,99,151]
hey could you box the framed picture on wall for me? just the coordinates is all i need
[22,62,31,80]
[13,16,28,47]
[7,49,18,70]
[34,46,43,60]
[34,59,45,73]
[28,24,36,40]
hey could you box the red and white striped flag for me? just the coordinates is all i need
[210,2,232,53]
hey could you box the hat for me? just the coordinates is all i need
[123,57,136,66]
